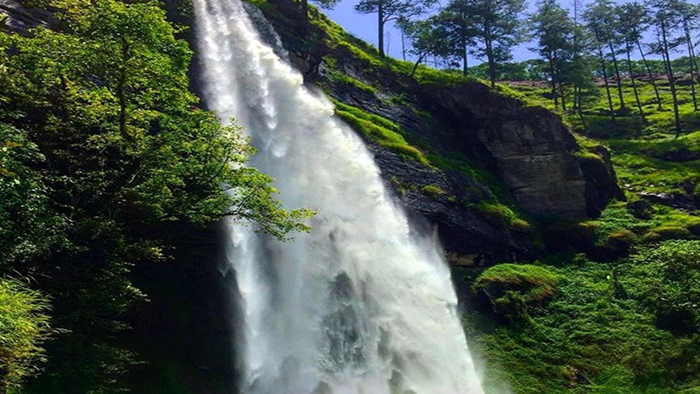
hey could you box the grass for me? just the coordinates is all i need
[332,100,431,166]
[469,254,697,394]
[475,201,532,233]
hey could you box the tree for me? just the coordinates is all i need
[675,0,700,112]
[617,2,649,123]
[648,0,683,137]
[584,0,617,120]
[1,0,311,391]
[617,2,663,111]
[440,0,479,75]
[451,0,526,88]
[585,0,626,113]
[354,0,437,57]
[398,15,458,76]
[530,0,575,110]
[569,0,598,128]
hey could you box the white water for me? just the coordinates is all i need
[193,1,485,393]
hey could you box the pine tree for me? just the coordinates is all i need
[354,0,437,57]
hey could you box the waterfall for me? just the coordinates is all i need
[193,0,485,393]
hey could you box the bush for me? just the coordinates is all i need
[0,279,51,391]
[643,226,693,243]
[473,264,561,319]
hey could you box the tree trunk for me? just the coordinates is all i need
[608,42,625,109]
[462,42,468,76]
[660,22,682,137]
[547,55,558,109]
[485,34,496,88]
[637,40,663,110]
[559,81,567,111]
[410,53,427,77]
[576,86,588,132]
[684,27,699,111]
[378,0,385,57]
[626,42,646,124]
[598,45,616,121]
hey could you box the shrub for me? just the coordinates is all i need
[473,264,561,320]
[643,226,693,243]
[0,279,52,391]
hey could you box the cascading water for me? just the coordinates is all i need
[193,0,485,393]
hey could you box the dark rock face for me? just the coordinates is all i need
[638,191,698,211]
[422,84,607,219]
[0,0,55,35]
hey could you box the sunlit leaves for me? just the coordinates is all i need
[0,278,52,390]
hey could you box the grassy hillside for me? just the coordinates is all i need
[462,77,700,393]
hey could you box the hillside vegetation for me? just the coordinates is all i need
[1,0,699,392]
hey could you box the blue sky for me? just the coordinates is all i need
[323,0,653,64]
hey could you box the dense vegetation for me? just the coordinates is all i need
[0,0,310,392]
[468,60,700,394]
[2,0,700,392]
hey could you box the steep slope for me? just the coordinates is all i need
[243,0,622,264]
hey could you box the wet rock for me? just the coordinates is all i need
[638,192,698,211]
[627,199,654,220]
[0,0,55,35]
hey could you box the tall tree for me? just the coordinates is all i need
[569,0,598,129]
[530,0,575,110]
[584,1,616,120]
[398,15,459,76]
[648,0,683,136]
[450,0,525,88]
[675,0,700,111]
[438,0,479,75]
[354,0,437,57]
[617,2,649,123]
[585,0,626,111]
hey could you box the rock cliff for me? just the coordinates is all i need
[0,0,55,34]
[246,0,623,263]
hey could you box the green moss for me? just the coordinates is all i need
[332,100,431,166]
[476,201,531,232]
[473,264,561,305]
[327,71,378,95]
[643,226,694,242]
[420,184,445,197]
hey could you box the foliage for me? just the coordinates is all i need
[354,0,437,57]
[473,263,561,307]
[448,0,526,87]
[471,255,699,394]
[0,279,52,391]
[0,0,311,391]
